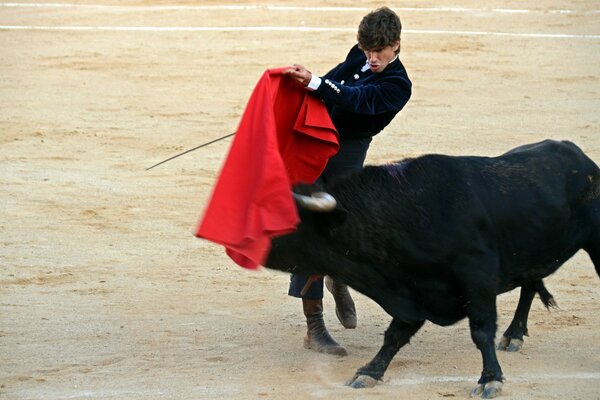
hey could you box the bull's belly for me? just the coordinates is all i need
[411,281,468,326]
[421,296,467,326]
[497,247,582,293]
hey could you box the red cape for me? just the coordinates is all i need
[196,67,339,268]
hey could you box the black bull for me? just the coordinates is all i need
[264,139,600,398]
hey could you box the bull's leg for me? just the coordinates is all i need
[583,198,600,278]
[497,284,536,352]
[466,294,504,398]
[498,280,558,352]
[499,280,559,351]
[588,245,600,278]
[346,318,424,389]
[584,224,600,279]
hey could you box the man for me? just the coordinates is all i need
[284,6,412,356]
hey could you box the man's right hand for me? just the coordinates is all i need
[283,64,312,87]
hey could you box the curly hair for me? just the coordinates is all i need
[357,7,402,54]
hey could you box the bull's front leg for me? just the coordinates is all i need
[467,294,504,398]
[347,318,424,388]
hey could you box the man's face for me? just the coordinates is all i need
[362,41,400,73]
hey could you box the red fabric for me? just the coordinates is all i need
[195,67,339,268]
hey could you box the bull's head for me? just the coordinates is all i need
[265,190,347,275]
[291,189,347,228]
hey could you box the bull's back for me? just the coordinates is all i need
[430,141,598,285]
[335,140,598,283]
[334,141,596,244]
[469,141,587,217]
[473,141,598,283]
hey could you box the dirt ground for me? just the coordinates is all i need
[1,1,599,399]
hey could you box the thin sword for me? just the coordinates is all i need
[145,132,235,170]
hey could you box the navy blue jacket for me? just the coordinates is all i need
[313,44,412,139]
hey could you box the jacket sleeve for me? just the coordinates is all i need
[313,74,412,116]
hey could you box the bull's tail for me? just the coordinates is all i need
[533,280,557,309]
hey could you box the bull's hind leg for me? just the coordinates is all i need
[497,285,535,352]
[346,318,424,388]
[498,281,557,352]
[584,214,600,279]
[582,194,600,277]
[589,245,600,278]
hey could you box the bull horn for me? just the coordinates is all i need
[292,192,337,212]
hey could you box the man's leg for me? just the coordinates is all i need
[325,276,357,329]
[289,275,347,356]
[318,137,371,330]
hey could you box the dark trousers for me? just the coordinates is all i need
[288,136,371,299]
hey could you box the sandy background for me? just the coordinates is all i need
[1,1,599,399]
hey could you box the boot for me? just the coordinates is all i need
[302,299,348,356]
[325,276,357,329]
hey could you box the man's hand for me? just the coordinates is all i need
[283,64,312,86]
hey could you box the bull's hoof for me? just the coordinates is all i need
[346,374,378,389]
[471,381,502,399]
[497,336,523,352]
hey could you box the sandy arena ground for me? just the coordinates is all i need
[1,1,599,399]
